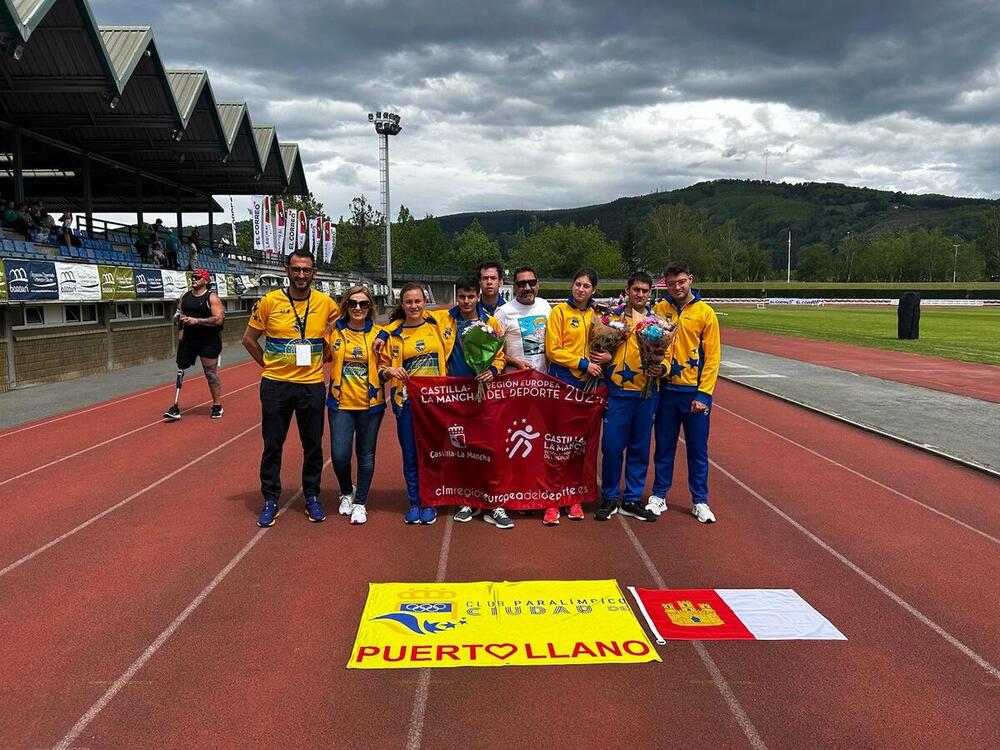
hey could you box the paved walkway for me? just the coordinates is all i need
[720,345,1000,475]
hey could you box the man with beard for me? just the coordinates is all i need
[494,266,551,373]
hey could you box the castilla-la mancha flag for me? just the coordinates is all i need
[408,370,605,510]
[629,588,846,642]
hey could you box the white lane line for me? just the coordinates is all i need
[0,359,254,440]
[716,405,999,546]
[708,457,1000,682]
[722,361,750,369]
[51,475,317,750]
[0,380,257,487]
[728,374,786,379]
[405,515,455,750]
[0,424,260,580]
[617,518,768,750]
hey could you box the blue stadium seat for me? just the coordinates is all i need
[85,248,96,260]
[0,227,5,239]
[2,239,14,254]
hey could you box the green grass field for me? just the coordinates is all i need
[713,305,1000,366]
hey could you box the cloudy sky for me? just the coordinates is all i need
[91,0,1000,222]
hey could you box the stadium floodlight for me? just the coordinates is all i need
[368,110,403,301]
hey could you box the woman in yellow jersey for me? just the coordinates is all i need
[543,267,612,526]
[378,283,448,525]
[326,285,386,526]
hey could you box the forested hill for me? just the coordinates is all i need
[433,180,998,253]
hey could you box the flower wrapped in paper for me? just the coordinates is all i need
[634,315,676,397]
[584,313,630,392]
[461,320,503,401]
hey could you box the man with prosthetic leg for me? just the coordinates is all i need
[164,268,225,420]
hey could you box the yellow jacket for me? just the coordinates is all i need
[652,291,720,404]
[545,299,595,389]
[325,319,386,412]
[604,305,658,398]
[439,305,506,376]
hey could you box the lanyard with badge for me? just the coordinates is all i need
[284,290,313,366]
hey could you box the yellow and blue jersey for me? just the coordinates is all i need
[545,299,596,389]
[441,305,505,377]
[248,289,339,384]
[652,290,720,404]
[326,319,386,412]
[605,305,658,398]
[379,315,449,412]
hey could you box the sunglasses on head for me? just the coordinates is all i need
[514,279,538,288]
[347,299,371,309]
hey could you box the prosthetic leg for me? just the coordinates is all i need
[163,368,187,420]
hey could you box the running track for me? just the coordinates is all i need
[1,363,998,749]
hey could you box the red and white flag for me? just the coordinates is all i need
[275,200,286,255]
[296,209,307,250]
[628,588,845,642]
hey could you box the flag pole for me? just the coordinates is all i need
[627,586,667,645]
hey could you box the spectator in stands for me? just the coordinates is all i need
[1,200,24,233]
[58,212,79,248]
[189,227,201,254]
[37,204,54,234]
[136,222,152,263]
[163,229,179,269]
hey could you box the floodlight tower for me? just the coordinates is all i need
[368,111,402,301]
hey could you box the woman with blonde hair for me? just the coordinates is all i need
[325,285,387,525]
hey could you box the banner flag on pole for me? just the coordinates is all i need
[285,208,297,255]
[296,209,307,250]
[408,370,605,510]
[322,219,333,263]
[314,217,322,256]
[250,195,264,251]
[308,217,317,255]
[228,196,238,248]
[275,200,286,256]
[348,579,660,670]
[262,196,274,254]
[628,588,846,642]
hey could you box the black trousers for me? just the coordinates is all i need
[259,378,326,502]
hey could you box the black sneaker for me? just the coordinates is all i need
[620,502,657,522]
[163,405,181,420]
[483,507,514,529]
[211,404,224,419]
[594,498,618,521]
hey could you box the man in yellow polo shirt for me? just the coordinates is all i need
[243,250,339,527]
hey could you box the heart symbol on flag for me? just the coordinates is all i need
[484,643,518,660]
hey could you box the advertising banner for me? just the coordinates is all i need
[213,273,229,297]
[161,270,189,300]
[225,274,236,298]
[348,580,659,670]
[322,219,333,263]
[307,216,317,255]
[3,260,59,301]
[0,260,6,301]
[262,195,274,255]
[134,269,165,299]
[251,195,264,252]
[275,200,286,256]
[408,370,604,510]
[55,262,101,301]
[285,208,297,255]
[296,209,307,250]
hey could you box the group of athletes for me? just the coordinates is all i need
[165,249,720,531]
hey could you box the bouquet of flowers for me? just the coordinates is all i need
[634,315,676,397]
[462,320,503,401]
[584,312,630,392]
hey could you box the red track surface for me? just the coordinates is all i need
[2,365,998,749]
[722,328,1000,403]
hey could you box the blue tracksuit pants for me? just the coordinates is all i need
[652,389,711,503]
[600,394,658,504]
[395,401,420,506]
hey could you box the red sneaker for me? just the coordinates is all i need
[542,507,560,526]
[567,503,585,520]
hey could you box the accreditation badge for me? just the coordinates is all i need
[287,339,312,367]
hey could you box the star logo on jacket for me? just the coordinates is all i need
[668,359,685,379]
[616,364,639,384]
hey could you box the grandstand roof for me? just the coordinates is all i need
[0,0,307,208]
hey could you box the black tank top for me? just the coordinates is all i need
[181,290,222,340]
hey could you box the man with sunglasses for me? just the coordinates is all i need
[243,250,340,527]
[494,266,551,373]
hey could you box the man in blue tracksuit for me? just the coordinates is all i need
[595,271,660,523]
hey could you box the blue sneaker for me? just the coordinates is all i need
[304,496,326,523]
[404,504,421,524]
[257,500,279,528]
[419,506,437,525]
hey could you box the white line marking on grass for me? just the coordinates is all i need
[0,424,260,580]
[405,515,455,750]
[707,457,1000,681]
[0,360,254,440]
[52,478,314,750]
[0,381,257,487]
[715,405,999,546]
[616,518,768,750]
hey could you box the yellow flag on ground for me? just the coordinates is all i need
[348,579,661,669]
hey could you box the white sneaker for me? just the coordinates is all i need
[338,486,356,516]
[350,504,367,525]
[646,495,667,516]
[691,503,716,523]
